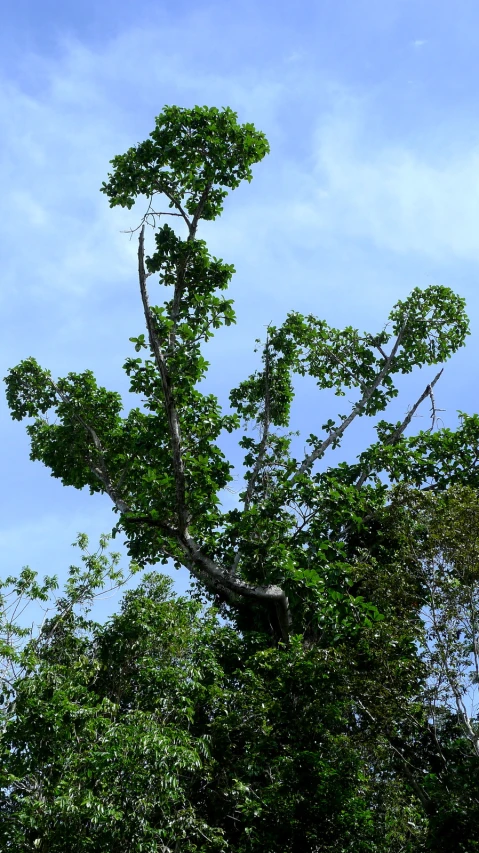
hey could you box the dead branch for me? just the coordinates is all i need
[354,368,444,489]
[244,336,272,511]
[295,324,408,477]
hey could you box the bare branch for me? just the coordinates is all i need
[427,379,444,432]
[147,210,185,218]
[375,343,388,359]
[354,368,444,489]
[159,187,192,229]
[244,336,271,512]
[121,196,189,240]
[295,325,407,477]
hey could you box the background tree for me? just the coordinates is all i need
[381,486,479,851]
[0,549,426,852]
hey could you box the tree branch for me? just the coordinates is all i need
[180,532,292,642]
[138,225,189,533]
[159,187,192,229]
[354,368,444,489]
[189,180,213,235]
[229,338,272,578]
[136,252,293,638]
[295,325,407,477]
[46,378,130,516]
[122,513,292,641]
[167,182,214,351]
[243,336,271,512]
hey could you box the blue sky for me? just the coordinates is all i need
[2,0,479,620]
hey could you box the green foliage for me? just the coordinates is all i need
[0,569,426,852]
[100,104,269,219]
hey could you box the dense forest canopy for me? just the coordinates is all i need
[2,106,479,851]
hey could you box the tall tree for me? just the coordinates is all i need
[4,105,479,849]
[5,105,476,643]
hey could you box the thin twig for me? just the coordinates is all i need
[244,336,271,511]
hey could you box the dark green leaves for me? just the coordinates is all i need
[101,105,270,221]
[389,285,469,368]
[0,569,423,852]
[5,357,57,420]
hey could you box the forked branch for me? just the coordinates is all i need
[137,230,292,639]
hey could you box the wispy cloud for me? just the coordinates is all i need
[282,95,479,263]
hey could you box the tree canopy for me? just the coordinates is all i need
[3,105,479,851]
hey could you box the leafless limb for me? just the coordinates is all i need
[427,379,444,431]
[354,368,444,489]
[158,187,192,229]
[243,337,271,512]
[295,324,408,477]
[120,196,189,241]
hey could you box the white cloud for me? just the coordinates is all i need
[3,27,476,327]
[280,96,479,263]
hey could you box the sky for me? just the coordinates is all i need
[2,0,479,623]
